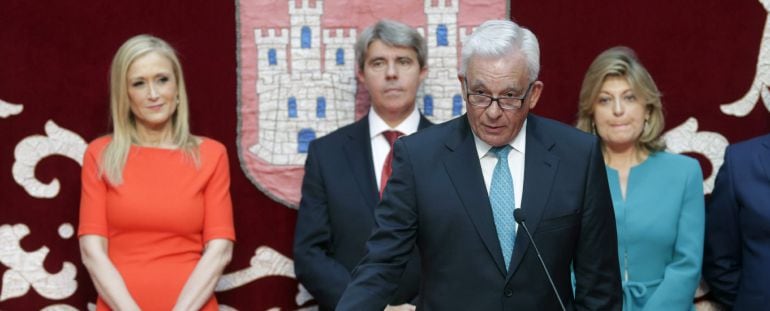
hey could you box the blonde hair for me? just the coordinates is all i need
[102,34,198,184]
[576,46,665,154]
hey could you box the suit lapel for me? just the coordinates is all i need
[343,117,379,210]
[508,116,560,279]
[443,116,508,276]
[759,134,770,182]
[418,114,433,130]
[346,113,432,209]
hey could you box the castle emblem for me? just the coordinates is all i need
[237,0,506,206]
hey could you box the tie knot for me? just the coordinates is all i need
[490,145,512,158]
[383,130,403,145]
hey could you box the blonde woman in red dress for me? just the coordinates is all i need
[78,34,235,311]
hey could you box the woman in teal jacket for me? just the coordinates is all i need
[575,47,704,310]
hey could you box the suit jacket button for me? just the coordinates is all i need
[504,288,513,297]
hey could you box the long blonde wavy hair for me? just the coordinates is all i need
[101,34,199,185]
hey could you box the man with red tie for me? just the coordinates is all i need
[293,19,432,311]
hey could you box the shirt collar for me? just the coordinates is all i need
[473,119,527,159]
[368,105,421,138]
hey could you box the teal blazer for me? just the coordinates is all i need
[608,152,704,310]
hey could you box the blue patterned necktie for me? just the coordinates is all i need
[489,145,515,271]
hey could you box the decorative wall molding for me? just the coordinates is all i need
[0,224,78,302]
[40,304,80,311]
[12,120,87,199]
[662,117,729,194]
[0,98,23,118]
[215,246,317,310]
[216,246,295,292]
[719,0,770,116]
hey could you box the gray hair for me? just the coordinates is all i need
[355,19,427,71]
[459,20,540,82]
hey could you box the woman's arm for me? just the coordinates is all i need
[79,235,141,311]
[644,160,705,309]
[172,238,233,311]
[173,141,235,310]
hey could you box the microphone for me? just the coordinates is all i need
[514,208,566,311]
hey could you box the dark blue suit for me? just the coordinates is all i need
[337,114,622,311]
[704,134,770,310]
[293,114,432,310]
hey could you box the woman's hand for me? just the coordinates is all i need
[79,235,141,311]
[172,239,233,311]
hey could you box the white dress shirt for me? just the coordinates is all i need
[474,120,527,230]
[369,106,421,189]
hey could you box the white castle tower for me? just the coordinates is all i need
[323,28,357,76]
[250,0,357,166]
[419,0,465,122]
[289,0,322,74]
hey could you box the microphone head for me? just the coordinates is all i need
[514,208,526,223]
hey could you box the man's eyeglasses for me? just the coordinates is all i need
[464,78,533,110]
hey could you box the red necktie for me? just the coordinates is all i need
[380,130,403,198]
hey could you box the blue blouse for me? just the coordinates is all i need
[608,152,704,311]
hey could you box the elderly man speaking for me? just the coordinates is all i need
[336,20,622,311]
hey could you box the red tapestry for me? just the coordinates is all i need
[1,0,768,310]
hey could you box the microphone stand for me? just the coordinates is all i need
[514,209,566,311]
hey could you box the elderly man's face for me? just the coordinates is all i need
[461,51,543,147]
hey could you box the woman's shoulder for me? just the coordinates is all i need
[86,135,112,153]
[197,136,227,155]
[649,151,702,174]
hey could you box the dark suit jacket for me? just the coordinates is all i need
[293,114,432,310]
[336,114,622,311]
[704,134,770,310]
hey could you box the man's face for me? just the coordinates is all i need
[357,40,427,118]
[461,51,543,147]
